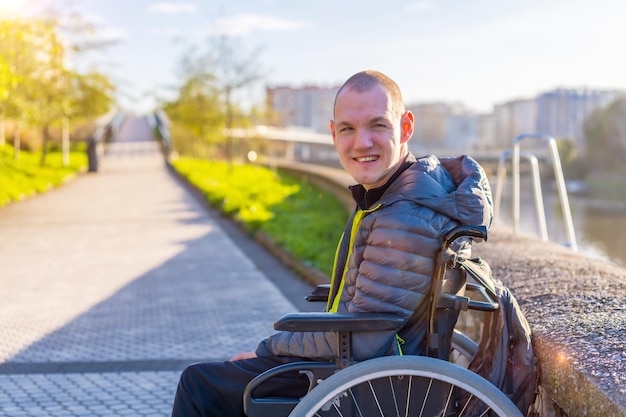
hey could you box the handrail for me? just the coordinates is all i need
[510,133,577,251]
[494,150,548,242]
[151,110,171,155]
[87,112,126,172]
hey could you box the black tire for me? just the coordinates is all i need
[288,356,522,417]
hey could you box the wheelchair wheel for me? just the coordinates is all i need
[288,356,522,417]
[450,329,478,367]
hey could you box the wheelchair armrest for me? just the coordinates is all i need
[305,284,330,302]
[274,312,405,333]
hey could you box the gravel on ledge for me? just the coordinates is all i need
[472,225,626,416]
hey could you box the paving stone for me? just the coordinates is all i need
[0,115,304,416]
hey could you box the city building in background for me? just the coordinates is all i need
[265,84,624,153]
[266,85,338,133]
[490,98,538,149]
[406,102,478,155]
[535,88,621,151]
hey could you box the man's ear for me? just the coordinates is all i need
[400,111,414,144]
[329,120,337,144]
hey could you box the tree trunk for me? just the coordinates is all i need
[0,118,5,146]
[13,124,20,161]
[62,117,70,166]
[40,124,50,166]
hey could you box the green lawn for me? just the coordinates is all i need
[171,157,349,277]
[0,144,88,207]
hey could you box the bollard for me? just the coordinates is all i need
[87,137,99,172]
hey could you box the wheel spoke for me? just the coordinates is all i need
[443,382,454,415]
[289,356,522,417]
[418,378,434,417]
[347,388,364,417]
[404,375,413,417]
[367,380,385,416]
[456,392,473,415]
[329,400,345,417]
[385,376,401,417]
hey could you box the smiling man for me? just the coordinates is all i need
[170,70,493,417]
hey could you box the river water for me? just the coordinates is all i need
[494,179,626,267]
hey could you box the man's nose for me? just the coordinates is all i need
[354,128,373,149]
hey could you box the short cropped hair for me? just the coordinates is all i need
[334,70,405,118]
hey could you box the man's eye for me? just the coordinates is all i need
[340,126,353,133]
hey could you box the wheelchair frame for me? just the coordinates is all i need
[243,225,523,417]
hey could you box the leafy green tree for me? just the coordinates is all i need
[0,57,14,146]
[556,137,588,180]
[68,71,115,119]
[0,18,42,156]
[583,97,626,173]
[209,36,264,163]
[0,16,115,164]
[162,36,263,161]
[161,59,225,158]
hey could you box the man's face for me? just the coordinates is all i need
[330,84,414,190]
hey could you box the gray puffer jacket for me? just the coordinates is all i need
[255,153,493,361]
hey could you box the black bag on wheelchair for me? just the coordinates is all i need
[460,258,538,417]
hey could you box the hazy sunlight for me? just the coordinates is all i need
[0,0,24,17]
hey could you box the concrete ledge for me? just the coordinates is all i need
[473,229,626,417]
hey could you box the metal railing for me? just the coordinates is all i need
[87,112,126,172]
[494,133,577,252]
[150,110,171,156]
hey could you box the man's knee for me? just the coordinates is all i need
[179,363,204,390]
[174,362,246,417]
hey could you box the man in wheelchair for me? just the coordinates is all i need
[171,70,493,417]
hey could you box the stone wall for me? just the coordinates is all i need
[473,228,625,417]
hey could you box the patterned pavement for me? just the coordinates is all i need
[0,114,313,416]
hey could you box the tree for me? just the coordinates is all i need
[0,18,42,156]
[160,48,225,158]
[0,56,15,146]
[583,97,626,173]
[161,71,225,158]
[0,15,115,164]
[556,137,588,180]
[209,36,264,164]
[162,37,264,161]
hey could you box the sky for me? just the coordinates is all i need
[4,0,626,115]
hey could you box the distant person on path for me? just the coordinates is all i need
[170,70,493,417]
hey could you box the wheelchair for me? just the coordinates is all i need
[243,225,523,417]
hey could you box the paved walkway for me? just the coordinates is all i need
[0,115,314,417]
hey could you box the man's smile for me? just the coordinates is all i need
[355,155,379,162]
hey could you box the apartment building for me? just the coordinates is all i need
[266,85,338,133]
[406,102,477,152]
[536,88,621,150]
[487,98,538,149]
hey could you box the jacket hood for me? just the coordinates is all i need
[382,153,493,228]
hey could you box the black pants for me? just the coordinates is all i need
[171,356,312,417]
